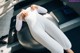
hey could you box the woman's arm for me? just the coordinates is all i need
[16,12,23,31]
[37,5,48,13]
[31,4,48,13]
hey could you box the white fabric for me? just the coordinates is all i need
[16,6,72,53]
[16,12,23,31]
[37,5,48,13]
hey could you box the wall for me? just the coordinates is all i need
[61,0,80,15]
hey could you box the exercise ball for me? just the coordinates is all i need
[17,22,46,51]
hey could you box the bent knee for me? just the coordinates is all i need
[64,41,72,50]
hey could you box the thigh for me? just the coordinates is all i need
[43,13,59,27]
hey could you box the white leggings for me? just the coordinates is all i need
[26,12,72,53]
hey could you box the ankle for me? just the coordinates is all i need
[65,49,74,53]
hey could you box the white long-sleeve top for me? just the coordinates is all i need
[16,6,48,31]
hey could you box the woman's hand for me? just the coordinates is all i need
[20,9,28,20]
[21,9,28,17]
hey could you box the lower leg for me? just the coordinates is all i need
[44,20,74,53]
[45,21,72,49]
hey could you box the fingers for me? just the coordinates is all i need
[21,13,25,18]
[20,9,28,18]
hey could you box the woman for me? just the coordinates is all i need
[16,4,74,53]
